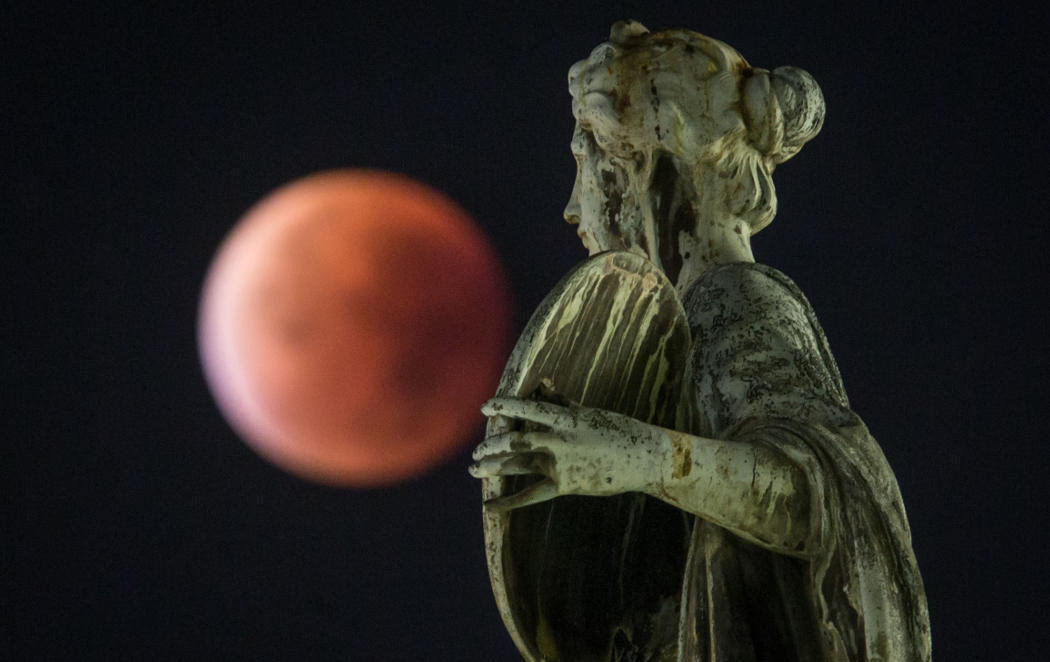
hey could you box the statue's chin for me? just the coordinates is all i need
[577,232,598,256]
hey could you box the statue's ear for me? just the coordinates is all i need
[742,66,825,164]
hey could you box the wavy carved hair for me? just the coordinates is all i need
[626,26,826,234]
[722,63,825,233]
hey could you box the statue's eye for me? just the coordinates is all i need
[570,126,599,158]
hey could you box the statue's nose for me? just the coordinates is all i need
[563,178,582,225]
[568,59,585,91]
[588,42,617,65]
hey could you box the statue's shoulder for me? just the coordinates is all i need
[685,261,849,409]
[683,261,810,326]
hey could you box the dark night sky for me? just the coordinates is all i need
[7,2,1049,660]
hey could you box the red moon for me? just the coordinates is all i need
[198,170,511,487]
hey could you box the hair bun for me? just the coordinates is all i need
[769,66,824,163]
[742,70,784,160]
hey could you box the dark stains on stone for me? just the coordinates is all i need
[670,206,695,284]
[636,232,650,257]
[601,169,622,238]
[650,152,689,287]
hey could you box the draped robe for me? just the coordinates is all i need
[676,262,931,661]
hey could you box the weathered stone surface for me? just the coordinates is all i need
[471,21,930,662]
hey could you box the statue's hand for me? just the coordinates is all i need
[469,397,666,511]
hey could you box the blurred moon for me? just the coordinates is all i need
[198,170,511,486]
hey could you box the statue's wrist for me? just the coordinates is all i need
[636,428,674,494]
[647,428,699,496]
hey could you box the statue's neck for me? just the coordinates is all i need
[671,213,754,295]
[623,154,755,296]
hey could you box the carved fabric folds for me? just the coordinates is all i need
[678,263,931,662]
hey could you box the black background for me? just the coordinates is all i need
[7,2,1049,659]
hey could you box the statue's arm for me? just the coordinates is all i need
[471,267,840,556]
[471,399,814,557]
[654,427,812,555]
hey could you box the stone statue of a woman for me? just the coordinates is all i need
[471,21,930,661]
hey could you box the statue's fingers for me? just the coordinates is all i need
[468,453,546,478]
[482,397,574,429]
[576,405,645,437]
[473,430,523,460]
[472,430,563,461]
[483,478,559,512]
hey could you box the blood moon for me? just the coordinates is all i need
[198,170,511,487]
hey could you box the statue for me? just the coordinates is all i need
[471,21,931,661]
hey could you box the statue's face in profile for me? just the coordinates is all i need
[563,123,628,255]
[564,27,749,253]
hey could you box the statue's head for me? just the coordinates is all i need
[565,21,824,260]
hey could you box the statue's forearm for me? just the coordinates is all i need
[647,429,813,555]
